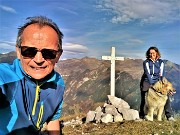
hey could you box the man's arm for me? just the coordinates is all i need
[47,119,60,135]
[47,101,63,134]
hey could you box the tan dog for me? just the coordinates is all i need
[144,77,176,121]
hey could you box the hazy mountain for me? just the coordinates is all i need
[55,57,180,116]
[0,51,16,64]
[0,52,180,116]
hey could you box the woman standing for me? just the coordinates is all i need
[139,46,175,121]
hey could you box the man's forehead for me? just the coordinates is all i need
[22,24,58,40]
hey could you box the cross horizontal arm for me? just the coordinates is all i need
[102,56,124,61]
[102,56,112,60]
[115,57,124,60]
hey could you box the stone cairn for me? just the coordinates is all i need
[86,95,139,123]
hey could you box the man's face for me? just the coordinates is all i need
[16,24,61,80]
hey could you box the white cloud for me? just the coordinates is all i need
[96,0,180,24]
[0,5,17,13]
[60,43,89,60]
[0,41,16,53]
[0,41,16,48]
[63,43,88,53]
[128,38,144,45]
[57,7,78,15]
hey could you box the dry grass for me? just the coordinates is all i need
[62,118,180,135]
[41,114,180,135]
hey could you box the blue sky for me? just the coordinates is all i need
[0,0,179,64]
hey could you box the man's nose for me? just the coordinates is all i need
[33,52,45,64]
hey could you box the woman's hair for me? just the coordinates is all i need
[16,16,63,50]
[146,46,161,59]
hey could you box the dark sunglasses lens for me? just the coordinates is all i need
[41,49,57,59]
[21,47,37,58]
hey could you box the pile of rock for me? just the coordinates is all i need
[86,95,139,123]
[62,116,83,126]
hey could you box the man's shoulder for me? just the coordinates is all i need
[0,62,11,69]
[0,63,14,77]
[0,60,22,85]
[54,71,65,87]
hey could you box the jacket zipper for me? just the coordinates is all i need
[36,101,44,129]
[31,81,44,129]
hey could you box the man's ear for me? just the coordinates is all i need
[16,46,21,59]
[55,53,61,63]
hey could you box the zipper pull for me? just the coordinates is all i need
[28,114,31,120]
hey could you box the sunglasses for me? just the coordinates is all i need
[19,46,63,59]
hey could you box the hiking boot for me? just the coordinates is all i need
[139,115,145,119]
[139,112,144,119]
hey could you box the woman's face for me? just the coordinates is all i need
[149,49,157,61]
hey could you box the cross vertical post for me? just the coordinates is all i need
[102,47,124,96]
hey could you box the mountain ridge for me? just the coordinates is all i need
[55,56,180,116]
[0,51,180,116]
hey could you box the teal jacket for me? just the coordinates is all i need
[0,59,65,135]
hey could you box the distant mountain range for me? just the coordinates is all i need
[1,52,180,116]
[0,51,17,63]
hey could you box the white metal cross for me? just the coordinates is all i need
[102,47,124,96]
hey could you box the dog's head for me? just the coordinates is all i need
[152,77,176,95]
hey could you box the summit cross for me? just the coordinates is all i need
[102,47,124,96]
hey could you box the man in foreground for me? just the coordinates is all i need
[0,16,65,135]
